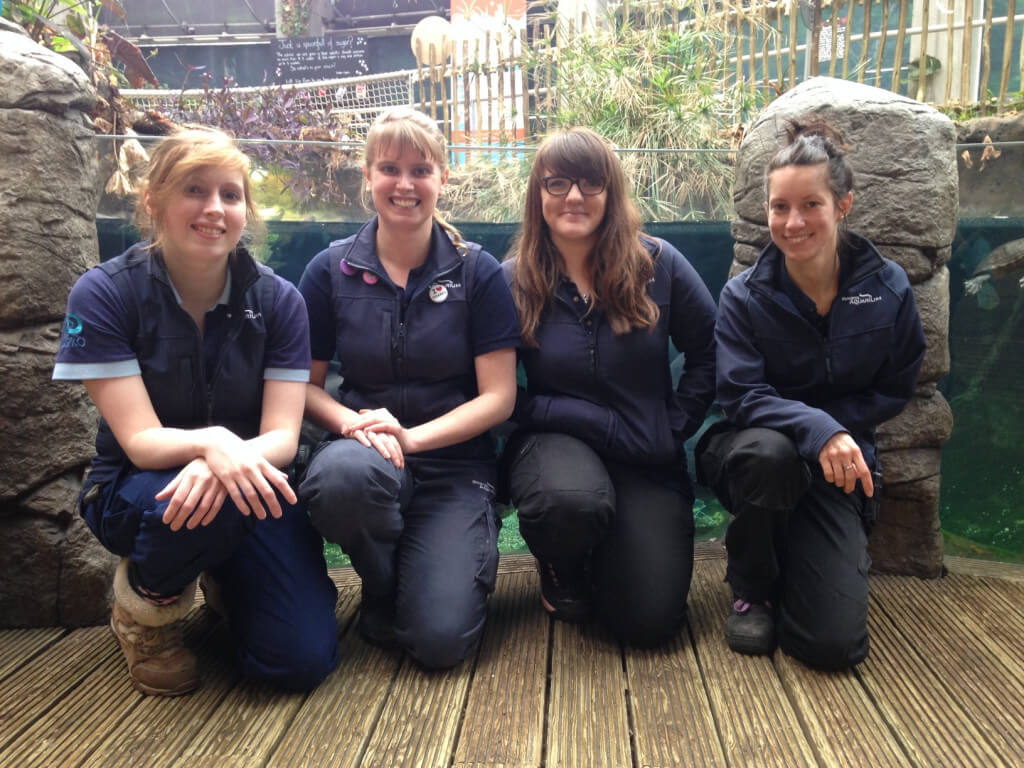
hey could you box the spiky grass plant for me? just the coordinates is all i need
[548,0,764,220]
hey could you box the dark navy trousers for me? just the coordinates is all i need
[505,432,695,647]
[299,438,500,669]
[697,426,873,669]
[85,468,340,690]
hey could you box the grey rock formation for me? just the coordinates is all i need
[0,28,115,627]
[730,77,955,577]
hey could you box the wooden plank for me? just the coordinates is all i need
[360,637,476,767]
[945,556,1024,582]
[547,620,630,768]
[454,570,547,768]
[922,573,1024,682]
[625,631,726,768]
[0,626,116,753]
[774,654,911,767]
[0,627,64,681]
[688,559,817,768]
[695,540,726,561]
[498,553,537,575]
[78,610,239,768]
[0,648,135,768]
[855,580,1012,768]
[3,612,219,768]
[267,586,401,768]
[871,575,1024,757]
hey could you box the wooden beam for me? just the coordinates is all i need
[688,560,818,767]
[998,0,1017,112]
[454,570,547,768]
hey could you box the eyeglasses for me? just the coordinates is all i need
[541,176,606,196]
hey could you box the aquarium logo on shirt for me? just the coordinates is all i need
[60,313,86,348]
[841,293,882,306]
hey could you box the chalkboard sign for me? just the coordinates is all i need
[272,35,370,83]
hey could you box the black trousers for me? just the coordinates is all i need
[505,432,695,647]
[300,438,499,670]
[697,425,873,669]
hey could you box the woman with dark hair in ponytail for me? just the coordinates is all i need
[297,107,519,669]
[502,127,718,646]
[696,120,925,668]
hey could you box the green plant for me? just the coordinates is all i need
[543,2,763,220]
[2,0,157,87]
[437,0,763,222]
[279,0,312,38]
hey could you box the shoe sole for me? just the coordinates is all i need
[540,593,590,624]
[725,634,776,656]
[130,676,201,697]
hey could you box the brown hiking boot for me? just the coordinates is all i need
[110,558,200,697]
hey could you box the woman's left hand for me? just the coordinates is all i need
[156,458,230,531]
[818,432,874,497]
[347,408,413,451]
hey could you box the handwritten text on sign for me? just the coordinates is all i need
[272,35,370,83]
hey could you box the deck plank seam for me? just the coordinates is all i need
[355,640,405,768]
[444,618,491,768]
[540,614,554,768]
[847,667,921,768]
[683,606,730,767]
[618,643,640,768]
[772,656,832,768]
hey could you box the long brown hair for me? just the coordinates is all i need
[364,106,466,253]
[507,127,658,347]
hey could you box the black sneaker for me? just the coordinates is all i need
[725,598,776,655]
[537,559,591,624]
[358,593,398,650]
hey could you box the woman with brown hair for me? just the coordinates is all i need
[502,127,717,645]
[696,121,925,667]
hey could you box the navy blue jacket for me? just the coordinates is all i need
[300,218,519,461]
[504,237,717,466]
[77,245,300,484]
[715,233,926,468]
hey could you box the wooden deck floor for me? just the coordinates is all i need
[2,545,1023,768]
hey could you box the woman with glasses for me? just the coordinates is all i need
[501,127,717,645]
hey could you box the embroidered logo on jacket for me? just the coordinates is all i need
[840,293,882,306]
[244,309,263,320]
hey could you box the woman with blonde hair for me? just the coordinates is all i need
[298,107,519,667]
[502,127,717,645]
[53,125,339,696]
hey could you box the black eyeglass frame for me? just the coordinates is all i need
[540,176,607,196]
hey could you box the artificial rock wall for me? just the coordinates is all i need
[731,77,954,578]
[0,20,116,626]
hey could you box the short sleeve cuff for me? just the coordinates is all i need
[264,367,310,383]
[52,359,141,381]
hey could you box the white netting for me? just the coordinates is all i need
[120,70,417,136]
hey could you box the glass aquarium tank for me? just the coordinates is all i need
[93,136,1024,566]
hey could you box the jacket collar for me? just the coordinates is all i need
[745,231,884,296]
[342,216,463,279]
[131,242,262,307]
